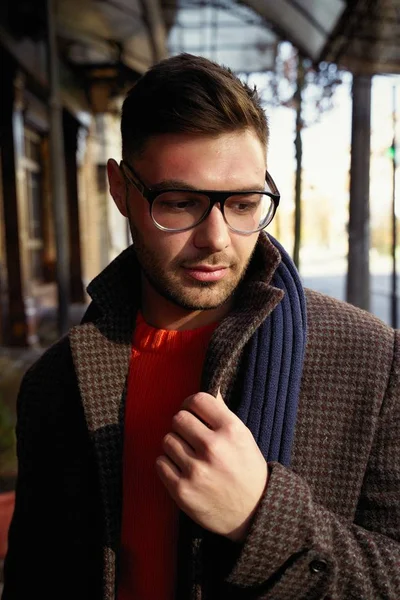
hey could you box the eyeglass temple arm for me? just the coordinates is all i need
[265,170,280,201]
[121,160,145,195]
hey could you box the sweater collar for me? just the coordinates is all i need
[133,311,218,353]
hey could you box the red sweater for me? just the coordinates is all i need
[118,313,217,600]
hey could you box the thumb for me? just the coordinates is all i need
[215,386,224,402]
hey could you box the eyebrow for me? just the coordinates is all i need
[150,179,266,193]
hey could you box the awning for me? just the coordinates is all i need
[57,0,170,75]
[166,0,400,76]
[321,0,400,75]
[165,1,279,73]
[247,0,400,75]
[55,0,174,111]
[165,0,347,73]
[241,0,346,63]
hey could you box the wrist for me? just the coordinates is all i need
[226,465,269,543]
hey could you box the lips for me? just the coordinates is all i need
[183,265,229,282]
[186,265,228,272]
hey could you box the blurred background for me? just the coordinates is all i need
[0,0,400,572]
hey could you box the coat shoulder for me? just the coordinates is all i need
[302,288,395,403]
[304,287,394,349]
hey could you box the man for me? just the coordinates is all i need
[2,53,400,600]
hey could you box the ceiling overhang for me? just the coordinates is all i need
[320,0,400,75]
[167,0,400,76]
[57,0,170,75]
[238,0,400,76]
[165,1,279,73]
[54,0,175,111]
[239,0,346,63]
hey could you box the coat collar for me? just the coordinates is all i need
[69,231,283,599]
[86,231,281,319]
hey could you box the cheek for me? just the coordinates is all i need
[160,232,195,257]
[129,196,192,253]
[130,196,152,231]
[233,234,259,263]
[142,229,195,263]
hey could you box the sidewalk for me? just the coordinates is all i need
[0,303,87,411]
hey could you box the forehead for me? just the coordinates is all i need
[134,129,266,189]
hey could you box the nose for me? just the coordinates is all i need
[192,204,230,252]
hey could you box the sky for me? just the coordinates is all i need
[258,72,400,269]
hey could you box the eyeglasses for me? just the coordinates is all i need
[120,160,280,235]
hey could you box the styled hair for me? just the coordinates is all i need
[121,53,268,160]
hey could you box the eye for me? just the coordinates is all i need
[156,196,201,212]
[226,195,262,214]
[153,191,210,217]
[165,199,196,210]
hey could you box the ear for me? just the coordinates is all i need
[107,158,128,217]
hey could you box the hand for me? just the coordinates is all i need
[155,389,268,543]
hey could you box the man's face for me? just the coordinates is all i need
[109,129,266,319]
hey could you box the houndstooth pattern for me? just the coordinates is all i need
[69,319,132,432]
[69,252,400,599]
[6,237,400,600]
[102,547,117,600]
[220,290,400,599]
[68,234,286,599]
[69,315,133,599]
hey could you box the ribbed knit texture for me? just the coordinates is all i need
[236,235,307,466]
[117,313,217,600]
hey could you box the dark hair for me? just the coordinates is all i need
[121,53,268,160]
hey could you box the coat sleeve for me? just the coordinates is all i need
[223,330,400,600]
[2,337,103,600]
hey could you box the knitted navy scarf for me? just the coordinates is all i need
[236,235,307,467]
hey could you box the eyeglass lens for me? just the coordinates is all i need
[151,191,275,232]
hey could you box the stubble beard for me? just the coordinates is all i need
[128,220,253,311]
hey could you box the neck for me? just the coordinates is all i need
[140,276,232,331]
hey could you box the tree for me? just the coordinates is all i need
[248,43,343,269]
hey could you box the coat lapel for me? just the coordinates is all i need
[69,246,140,599]
[67,233,283,600]
[69,314,133,600]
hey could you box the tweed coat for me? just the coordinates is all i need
[3,233,400,600]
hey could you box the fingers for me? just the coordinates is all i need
[181,391,229,431]
[158,390,231,483]
[171,409,212,452]
[155,454,180,491]
[162,431,196,473]
[156,386,269,542]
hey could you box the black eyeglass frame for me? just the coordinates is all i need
[120,159,280,234]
